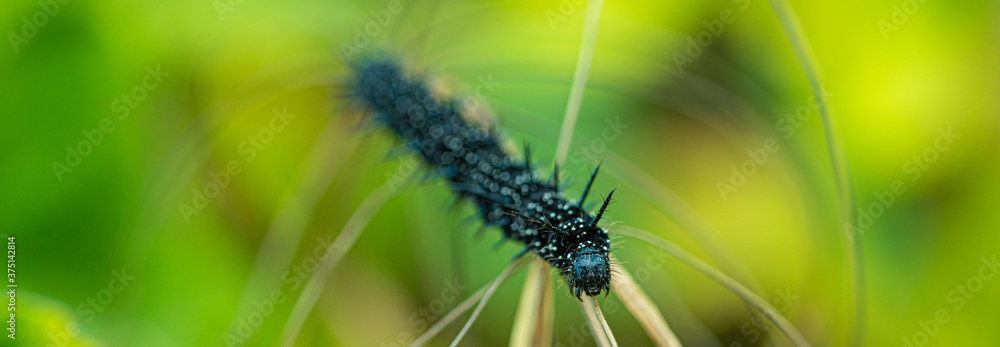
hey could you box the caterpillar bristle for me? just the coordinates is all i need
[522,142,532,170]
[579,163,603,209]
[493,237,508,251]
[552,163,561,191]
[418,169,438,186]
[592,188,617,228]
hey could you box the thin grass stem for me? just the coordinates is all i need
[613,226,811,347]
[409,261,523,347]
[278,179,406,347]
[764,1,863,345]
[556,2,612,346]
[580,298,612,347]
[592,297,619,347]
[450,258,525,347]
[409,287,487,347]
[554,0,605,165]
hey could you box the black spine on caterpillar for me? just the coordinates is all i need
[350,59,614,299]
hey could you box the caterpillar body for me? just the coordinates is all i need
[351,58,615,298]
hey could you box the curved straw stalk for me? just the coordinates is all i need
[613,226,811,347]
[602,151,766,295]
[601,151,769,326]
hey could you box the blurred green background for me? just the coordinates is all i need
[2,0,998,346]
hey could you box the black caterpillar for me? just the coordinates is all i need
[350,58,615,299]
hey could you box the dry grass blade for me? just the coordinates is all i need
[554,0,606,164]
[278,180,404,347]
[409,260,524,347]
[450,258,525,347]
[611,258,683,347]
[509,259,554,346]
[580,298,612,347]
[765,0,864,345]
[592,297,619,347]
[613,226,811,347]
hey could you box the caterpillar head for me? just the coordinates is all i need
[569,244,612,299]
